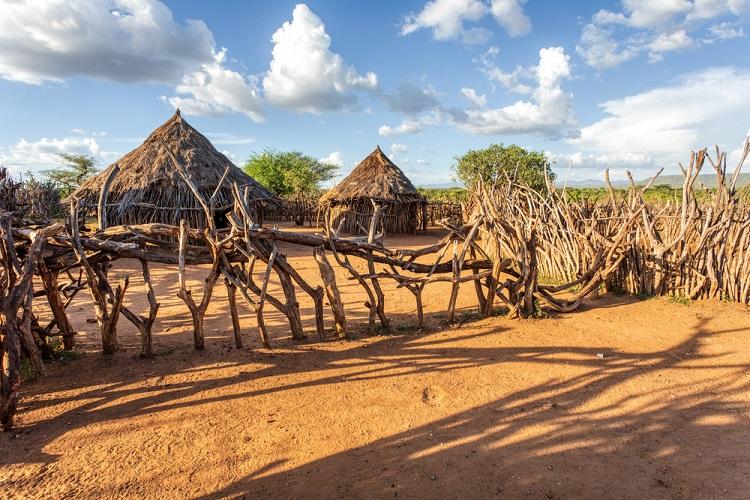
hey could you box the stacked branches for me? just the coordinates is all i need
[1,143,748,430]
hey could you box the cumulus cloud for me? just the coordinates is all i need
[390,143,409,154]
[379,112,446,137]
[490,0,532,38]
[163,49,263,121]
[263,4,377,114]
[0,0,214,85]
[461,88,487,107]
[477,46,534,93]
[400,0,489,43]
[400,0,531,43]
[379,119,426,137]
[453,47,579,139]
[569,67,750,172]
[0,136,105,173]
[320,151,343,167]
[0,0,263,121]
[647,29,694,61]
[577,0,750,69]
[383,82,441,115]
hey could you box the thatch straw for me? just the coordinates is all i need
[70,110,278,228]
[320,146,424,204]
[319,146,426,234]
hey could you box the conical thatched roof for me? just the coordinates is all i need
[320,146,425,205]
[70,111,277,226]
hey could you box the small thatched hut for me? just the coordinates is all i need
[320,146,427,234]
[70,110,277,229]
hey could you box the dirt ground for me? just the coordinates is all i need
[1,228,749,499]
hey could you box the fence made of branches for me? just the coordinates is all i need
[263,197,319,226]
[1,142,748,429]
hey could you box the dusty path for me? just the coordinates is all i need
[1,229,749,499]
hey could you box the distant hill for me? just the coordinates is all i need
[417,173,750,190]
[566,173,750,189]
[417,180,463,189]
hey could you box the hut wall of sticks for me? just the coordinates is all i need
[319,147,427,235]
[69,110,279,230]
[1,141,749,430]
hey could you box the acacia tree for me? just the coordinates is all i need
[42,153,99,197]
[454,144,554,192]
[244,149,338,199]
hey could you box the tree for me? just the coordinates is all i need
[42,154,99,197]
[453,144,554,192]
[243,149,338,199]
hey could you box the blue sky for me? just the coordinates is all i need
[1,0,749,187]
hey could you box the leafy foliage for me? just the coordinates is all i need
[453,144,553,192]
[417,187,468,203]
[41,153,99,198]
[244,149,337,199]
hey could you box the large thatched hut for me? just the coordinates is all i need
[319,146,427,234]
[70,110,277,229]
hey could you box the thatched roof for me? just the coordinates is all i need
[71,111,277,216]
[320,146,425,205]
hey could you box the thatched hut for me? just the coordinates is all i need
[320,146,427,234]
[70,110,277,229]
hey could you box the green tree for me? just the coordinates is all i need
[244,149,338,199]
[453,144,554,192]
[42,153,99,197]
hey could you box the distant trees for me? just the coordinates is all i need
[454,144,553,192]
[41,153,99,198]
[243,149,337,199]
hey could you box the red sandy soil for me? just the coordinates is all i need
[1,228,749,499]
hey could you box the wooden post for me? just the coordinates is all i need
[225,279,243,349]
[39,261,76,349]
[313,246,347,339]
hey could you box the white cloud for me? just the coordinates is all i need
[390,143,409,154]
[378,113,443,137]
[576,24,639,69]
[320,151,343,167]
[578,0,750,69]
[0,136,103,173]
[400,0,489,43]
[400,0,531,43]
[461,87,487,107]
[453,47,578,139]
[164,49,263,121]
[647,30,694,61]
[490,0,532,37]
[0,0,263,121]
[263,4,377,114]
[383,82,441,115]
[379,120,424,137]
[0,0,214,85]
[704,21,746,41]
[569,67,750,171]
[206,133,256,146]
[476,46,534,93]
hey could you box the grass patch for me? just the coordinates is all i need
[47,338,83,363]
[667,295,691,306]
